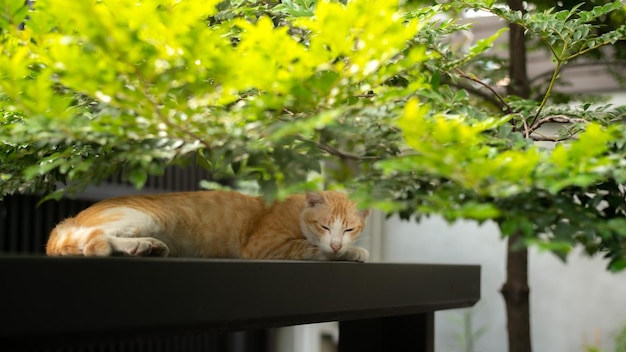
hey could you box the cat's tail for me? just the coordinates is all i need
[46,218,112,256]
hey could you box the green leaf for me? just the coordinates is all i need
[452,202,501,221]
[467,27,509,59]
[127,168,148,190]
[609,259,626,272]
[499,218,519,237]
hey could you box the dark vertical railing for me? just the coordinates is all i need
[0,164,223,255]
[0,195,94,255]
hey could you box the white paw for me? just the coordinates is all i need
[111,237,170,257]
[343,247,369,262]
[134,238,170,256]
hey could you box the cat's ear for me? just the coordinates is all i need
[306,192,325,207]
[359,209,371,220]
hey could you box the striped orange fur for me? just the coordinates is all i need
[46,190,371,262]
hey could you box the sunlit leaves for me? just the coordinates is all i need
[273,0,316,18]
[387,98,536,198]
[0,0,29,29]
[2,0,626,270]
[0,0,425,198]
[230,16,318,96]
[297,0,420,81]
[383,89,626,271]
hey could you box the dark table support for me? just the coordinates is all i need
[0,256,479,352]
[339,313,434,352]
[3,330,273,352]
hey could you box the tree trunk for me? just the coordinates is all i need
[507,0,530,99]
[504,1,532,352]
[500,230,532,352]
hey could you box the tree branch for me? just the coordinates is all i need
[444,77,508,110]
[424,48,512,113]
[529,134,569,142]
[528,114,587,133]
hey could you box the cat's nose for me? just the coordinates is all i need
[331,243,342,253]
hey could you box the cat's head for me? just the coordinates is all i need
[299,191,370,257]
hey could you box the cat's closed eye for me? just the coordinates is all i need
[345,228,354,232]
[320,225,330,231]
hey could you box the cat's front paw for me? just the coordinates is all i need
[111,237,170,257]
[133,238,170,257]
[342,247,369,263]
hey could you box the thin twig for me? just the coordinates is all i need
[454,67,513,114]
[295,136,379,161]
[519,113,530,138]
[529,60,563,128]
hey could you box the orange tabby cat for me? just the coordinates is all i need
[46,190,371,262]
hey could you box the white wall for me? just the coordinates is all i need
[383,215,626,352]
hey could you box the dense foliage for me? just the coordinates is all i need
[1,0,626,271]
